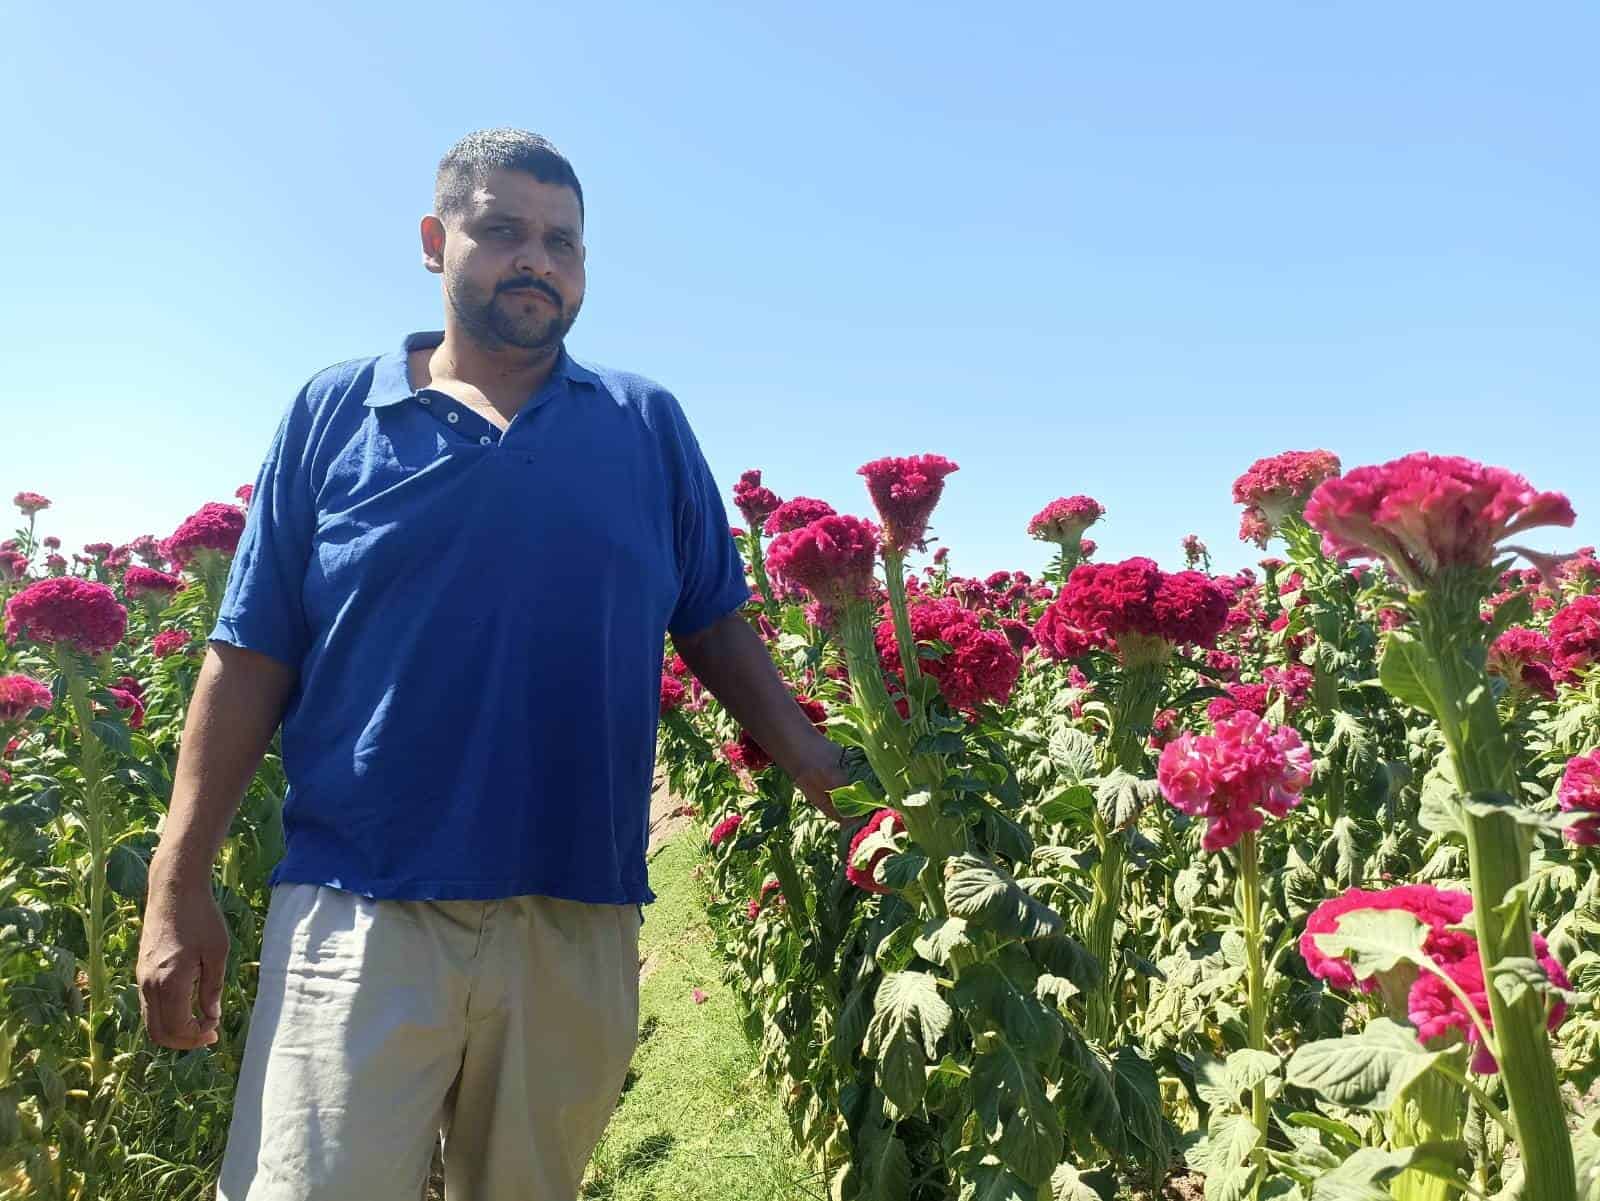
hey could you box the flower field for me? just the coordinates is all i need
[3,448,1600,1200]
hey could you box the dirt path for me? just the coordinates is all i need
[646,772,693,856]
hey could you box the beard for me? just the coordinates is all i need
[447,271,582,353]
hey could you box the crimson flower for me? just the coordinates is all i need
[236,484,254,504]
[151,629,194,658]
[764,497,837,536]
[1027,496,1104,548]
[732,470,781,528]
[708,813,743,847]
[1207,684,1270,723]
[1550,595,1600,683]
[874,596,1020,713]
[124,567,186,604]
[1487,628,1557,700]
[846,808,904,895]
[1032,558,1230,666]
[0,675,53,723]
[5,578,128,655]
[1232,450,1341,547]
[1557,749,1600,845]
[107,687,146,731]
[765,515,881,621]
[1304,452,1575,589]
[1408,928,1568,1074]
[1157,712,1312,851]
[0,551,26,583]
[13,492,51,517]
[722,731,772,774]
[164,502,247,568]
[858,455,959,553]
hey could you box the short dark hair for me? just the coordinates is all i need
[434,128,584,223]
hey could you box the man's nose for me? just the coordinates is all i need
[512,243,555,276]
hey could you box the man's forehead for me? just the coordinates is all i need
[468,170,582,223]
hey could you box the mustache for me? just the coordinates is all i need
[496,280,563,307]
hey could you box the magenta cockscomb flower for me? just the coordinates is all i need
[858,455,959,553]
[708,813,743,847]
[42,536,60,550]
[1031,558,1230,666]
[126,534,165,568]
[83,542,113,559]
[1550,595,1600,683]
[846,808,905,895]
[764,497,837,537]
[659,673,686,715]
[873,596,1020,714]
[1182,534,1208,569]
[1487,627,1557,700]
[1027,496,1104,548]
[107,687,146,731]
[1232,450,1341,548]
[722,730,773,774]
[123,566,186,604]
[1157,712,1313,852]
[151,629,194,658]
[732,470,781,529]
[0,675,53,723]
[14,492,51,517]
[1207,684,1270,723]
[1557,749,1600,845]
[766,515,881,619]
[5,578,128,655]
[1263,663,1315,711]
[235,483,254,504]
[0,551,27,583]
[1300,884,1474,993]
[163,502,247,568]
[1303,453,1575,589]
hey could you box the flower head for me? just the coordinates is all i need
[764,496,837,536]
[846,808,905,895]
[766,515,881,620]
[164,502,247,568]
[1031,558,1229,665]
[732,470,781,528]
[1407,928,1568,1074]
[123,566,186,604]
[235,483,254,504]
[1487,627,1557,700]
[83,542,113,558]
[1300,884,1474,993]
[0,675,53,723]
[0,551,27,583]
[1550,595,1600,682]
[1304,453,1575,589]
[1156,712,1313,851]
[1182,534,1208,569]
[1207,684,1270,723]
[1557,749,1600,845]
[107,687,146,731]
[5,578,128,655]
[660,674,687,715]
[151,628,194,658]
[858,455,959,553]
[1232,450,1342,546]
[14,492,51,517]
[874,596,1020,714]
[1027,496,1104,548]
[722,730,773,774]
[708,813,743,847]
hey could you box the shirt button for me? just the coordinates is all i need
[418,395,431,405]
[480,435,492,446]
[446,412,459,424]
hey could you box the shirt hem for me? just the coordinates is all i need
[267,868,657,906]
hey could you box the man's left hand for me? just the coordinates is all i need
[791,736,848,822]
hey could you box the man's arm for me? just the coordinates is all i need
[674,611,846,819]
[137,642,296,1049]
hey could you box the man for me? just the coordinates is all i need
[136,128,847,1200]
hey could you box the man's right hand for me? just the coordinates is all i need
[136,874,230,1050]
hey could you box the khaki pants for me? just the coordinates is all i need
[216,882,642,1200]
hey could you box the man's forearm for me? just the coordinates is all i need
[674,611,831,777]
[150,643,297,891]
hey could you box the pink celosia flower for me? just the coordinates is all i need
[1079,539,1097,559]
[123,566,186,604]
[151,629,194,658]
[933,547,949,565]
[236,484,254,504]
[1207,684,1270,723]
[722,731,773,774]
[1487,627,1557,700]
[45,555,66,573]
[163,502,247,568]
[764,496,837,536]
[766,515,881,621]
[1148,708,1180,749]
[1304,453,1575,589]
[5,578,128,655]
[126,534,165,568]
[1264,663,1315,711]
[732,470,781,528]
[747,877,783,919]
[858,455,959,553]
[1557,749,1600,845]
[708,813,743,847]
[0,675,53,723]
[83,542,113,558]
[107,687,146,731]
[1233,450,1342,547]
[1031,558,1230,665]
[1157,712,1313,851]
[874,596,1021,713]
[1182,534,1208,569]
[1028,496,1104,548]
[13,492,50,517]
[1300,884,1474,993]
[1206,651,1242,682]
[660,674,686,715]
[0,551,26,583]
[846,808,904,895]
[42,536,60,550]
[1550,595,1600,682]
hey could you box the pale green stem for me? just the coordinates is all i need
[60,651,110,1092]
[1240,830,1269,1140]
[881,546,927,738]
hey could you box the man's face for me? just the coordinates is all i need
[429,168,586,353]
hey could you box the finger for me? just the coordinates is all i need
[139,980,168,1047]
[156,965,211,1050]
[198,948,226,1029]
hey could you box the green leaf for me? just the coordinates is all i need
[1225,1048,1282,1098]
[1378,630,1439,718]
[1182,1113,1262,1201]
[1285,1019,1444,1111]
[1035,973,1081,1008]
[106,844,149,902]
[1308,1144,1466,1201]
[1048,727,1098,782]
[1094,770,1159,832]
[1309,908,1432,984]
[858,1117,913,1201]
[945,854,1064,941]
[864,971,952,1116]
[1034,932,1103,993]
[914,917,976,969]
[1037,784,1095,824]
[1050,1163,1101,1201]
[961,1158,1035,1201]
[1115,1045,1173,1170]
[833,975,876,1068]
[90,718,133,758]
[953,962,1065,1064]
[879,851,928,891]
[972,1036,1064,1186]
[1194,1052,1234,1113]
[830,780,885,818]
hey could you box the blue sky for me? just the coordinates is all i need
[5,2,1596,578]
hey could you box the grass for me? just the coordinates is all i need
[579,831,822,1201]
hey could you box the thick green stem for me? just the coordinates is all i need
[1390,1065,1465,1201]
[1239,831,1269,1139]
[744,531,780,624]
[1416,577,1575,1201]
[61,655,110,1092]
[881,548,926,736]
[767,830,842,1009]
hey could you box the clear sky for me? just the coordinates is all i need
[5,2,1596,579]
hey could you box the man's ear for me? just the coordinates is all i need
[420,215,446,275]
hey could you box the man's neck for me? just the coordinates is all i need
[422,329,562,420]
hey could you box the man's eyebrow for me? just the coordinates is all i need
[547,224,580,241]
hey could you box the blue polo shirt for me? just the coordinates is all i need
[210,332,749,904]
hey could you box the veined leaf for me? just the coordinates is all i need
[1225,1048,1282,1098]
[1378,631,1438,718]
[1310,908,1432,983]
[914,916,977,969]
[945,854,1064,941]
[972,1036,1065,1186]
[858,1117,913,1201]
[1308,1144,1466,1201]
[1048,727,1098,782]
[1285,1019,1444,1111]
[864,971,952,1116]
[961,1158,1035,1201]
[1049,1162,1101,1201]
[1182,1114,1261,1201]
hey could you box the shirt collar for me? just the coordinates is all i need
[365,331,600,408]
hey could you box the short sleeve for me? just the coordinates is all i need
[665,401,751,640]
[209,388,316,668]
